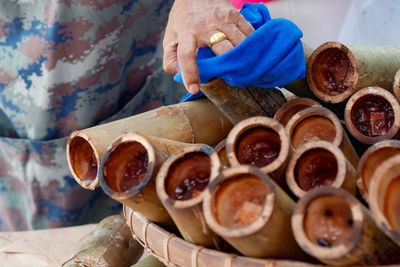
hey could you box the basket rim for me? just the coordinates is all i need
[123,206,324,267]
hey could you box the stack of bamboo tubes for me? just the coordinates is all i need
[66,42,400,267]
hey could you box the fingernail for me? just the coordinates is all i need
[189,83,200,94]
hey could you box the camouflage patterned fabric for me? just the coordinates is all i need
[0,0,186,231]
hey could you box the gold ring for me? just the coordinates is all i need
[209,32,227,48]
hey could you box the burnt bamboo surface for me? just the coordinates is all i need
[200,79,287,124]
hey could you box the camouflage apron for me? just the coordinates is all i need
[0,0,185,231]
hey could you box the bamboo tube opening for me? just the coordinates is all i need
[345,87,400,144]
[203,166,275,238]
[67,134,99,189]
[286,107,342,150]
[226,117,289,174]
[294,149,337,191]
[235,127,281,167]
[307,42,357,103]
[99,133,156,199]
[292,187,363,259]
[357,140,400,199]
[292,116,336,148]
[165,151,211,201]
[304,195,354,247]
[214,139,229,168]
[351,95,394,136]
[286,141,347,198]
[394,68,400,103]
[157,144,220,208]
[369,154,400,236]
[273,98,321,127]
[214,175,268,229]
[103,141,148,193]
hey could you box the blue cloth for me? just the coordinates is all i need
[178,3,305,101]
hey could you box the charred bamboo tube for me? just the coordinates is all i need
[286,141,357,199]
[200,79,287,124]
[273,98,321,127]
[307,41,400,103]
[286,106,359,167]
[369,154,400,247]
[394,68,400,103]
[63,215,143,267]
[214,139,229,168]
[225,117,290,187]
[357,140,400,201]
[98,133,190,226]
[156,144,222,248]
[67,98,233,190]
[344,87,400,144]
[292,186,400,266]
[202,165,309,260]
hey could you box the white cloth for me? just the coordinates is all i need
[339,0,400,46]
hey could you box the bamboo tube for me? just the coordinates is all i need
[284,43,319,100]
[292,186,400,266]
[156,144,222,248]
[130,255,165,267]
[98,133,190,227]
[273,98,321,127]
[307,41,400,103]
[214,139,229,169]
[67,98,233,190]
[344,87,400,144]
[285,106,359,167]
[394,68,400,103]
[369,154,400,247]
[63,215,143,267]
[225,116,290,187]
[356,140,400,201]
[202,165,309,260]
[200,79,287,124]
[286,141,357,199]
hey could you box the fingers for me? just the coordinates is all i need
[163,25,179,74]
[162,2,255,93]
[219,27,246,47]
[209,11,254,55]
[211,39,234,56]
[163,40,179,74]
[177,35,200,94]
[236,13,255,37]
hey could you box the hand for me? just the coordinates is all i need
[163,0,254,94]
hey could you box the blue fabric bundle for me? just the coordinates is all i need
[178,3,305,102]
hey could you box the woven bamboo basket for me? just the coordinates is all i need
[123,206,400,267]
[123,206,322,267]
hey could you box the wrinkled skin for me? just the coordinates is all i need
[163,0,254,94]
